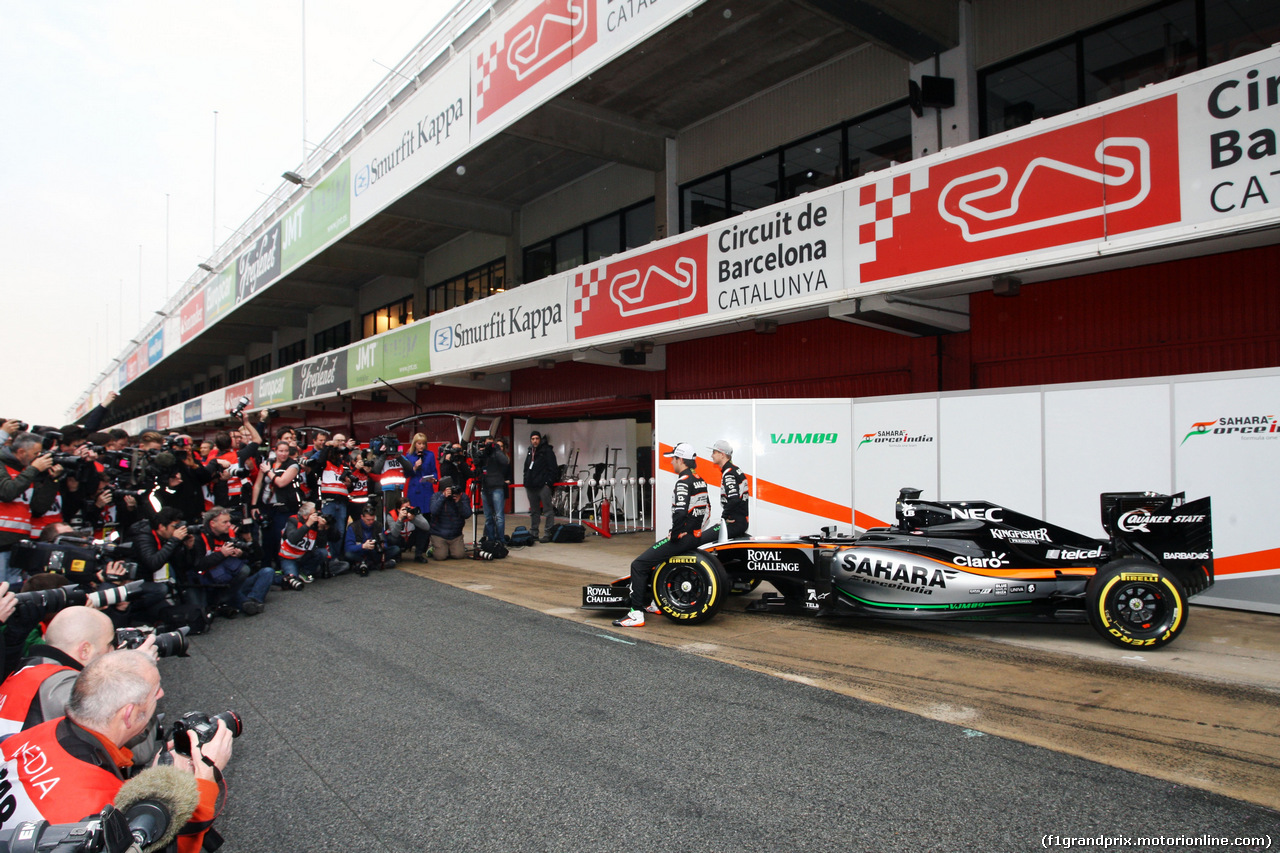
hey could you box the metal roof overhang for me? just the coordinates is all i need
[111,0,960,417]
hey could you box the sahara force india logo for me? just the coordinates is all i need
[1180,415,1277,444]
[858,430,934,449]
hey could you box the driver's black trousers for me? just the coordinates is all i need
[628,530,702,610]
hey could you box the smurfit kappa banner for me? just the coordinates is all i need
[349,59,470,229]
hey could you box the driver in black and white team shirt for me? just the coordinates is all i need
[614,442,710,628]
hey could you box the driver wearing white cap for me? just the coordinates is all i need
[613,442,710,628]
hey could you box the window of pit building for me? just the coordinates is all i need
[314,320,351,355]
[277,339,307,368]
[980,0,1280,136]
[228,365,245,384]
[679,102,912,233]
[427,258,505,315]
[207,374,224,392]
[246,353,272,379]
[521,198,658,283]
[362,296,414,339]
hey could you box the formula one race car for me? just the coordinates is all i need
[583,489,1214,649]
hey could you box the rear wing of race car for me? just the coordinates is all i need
[1100,492,1214,595]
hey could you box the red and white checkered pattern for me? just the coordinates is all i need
[855,168,930,261]
[474,35,504,112]
[572,266,607,328]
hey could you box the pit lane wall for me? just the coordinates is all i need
[655,368,1280,614]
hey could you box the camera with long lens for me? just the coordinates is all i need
[170,710,243,756]
[10,536,139,584]
[116,625,191,658]
[12,581,145,622]
[229,395,250,418]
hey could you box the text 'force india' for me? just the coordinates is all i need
[583,489,1213,649]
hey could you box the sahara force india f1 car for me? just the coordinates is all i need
[583,489,1213,649]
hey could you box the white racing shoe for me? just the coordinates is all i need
[613,609,645,628]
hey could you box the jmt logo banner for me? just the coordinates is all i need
[475,0,597,123]
[236,223,282,302]
[571,234,708,340]
[856,96,1181,283]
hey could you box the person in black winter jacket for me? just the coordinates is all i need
[522,431,558,542]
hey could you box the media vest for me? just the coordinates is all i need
[0,463,34,536]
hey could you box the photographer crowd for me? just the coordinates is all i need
[0,393,539,848]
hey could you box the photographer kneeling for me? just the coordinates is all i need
[343,505,398,577]
[0,650,231,852]
[187,507,274,617]
[429,477,471,561]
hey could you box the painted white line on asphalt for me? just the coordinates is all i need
[599,634,636,645]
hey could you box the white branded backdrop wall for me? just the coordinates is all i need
[656,367,1280,613]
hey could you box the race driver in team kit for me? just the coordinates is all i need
[614,442,710,628]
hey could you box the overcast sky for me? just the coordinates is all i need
[0,0,452,426]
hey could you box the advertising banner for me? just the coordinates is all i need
[382,322,432,381]
[570,235,708,341]
[346,338,384,390]
[203,268,236,325]
[125,352,141,384]
[471,0,703,140]
[146,328,164,368]
[283,160,352,268]
[709,196,843,316]
[155,410,168,431]
[1179,52,1280,225]
[473,0,597,127]
[236,223,282,302]
[851,96,1181,286]
[292,351,347,401]
[254,369,293,408]
[350,59,470,228]
[179,290,205,345]
[432,279,565,371]
[183,398,202,424]
[223,380,255,416]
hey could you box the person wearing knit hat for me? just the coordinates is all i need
[613,442,710,628]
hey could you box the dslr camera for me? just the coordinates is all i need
[116,625,191,658]
[170,710,243,756]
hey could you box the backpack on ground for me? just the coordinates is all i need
[548,523,586,543]
[507,526,537,547]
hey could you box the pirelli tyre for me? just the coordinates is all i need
[1086,559,1189,649]
[652,552,729,624]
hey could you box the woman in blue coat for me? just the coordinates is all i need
[403,432,438,560]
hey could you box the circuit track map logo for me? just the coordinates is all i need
[1180,416,1278,444]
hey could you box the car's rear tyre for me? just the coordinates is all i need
[652,552,729,624]
[1086,559,1188,649]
